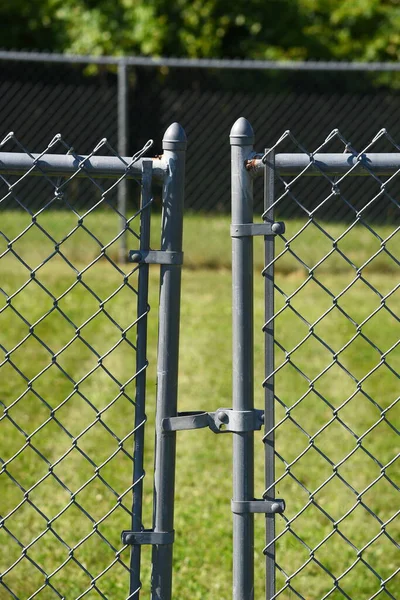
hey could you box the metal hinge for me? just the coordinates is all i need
[162,408,264,434]
[231,499,285,514]
[230,222,285,237]
[121,529,175,545]
[129,250,183,265]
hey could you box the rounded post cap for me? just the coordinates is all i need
[230,117,254,146]
[163,122,187,151]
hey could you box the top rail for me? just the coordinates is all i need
[0,50,400,72]
[247,153,400,177]
[3,151,400,181]
[0,153,167,181]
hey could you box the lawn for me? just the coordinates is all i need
[0,210,399,599]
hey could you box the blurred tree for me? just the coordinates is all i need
[1,0,399,62]
[0,0,67,51]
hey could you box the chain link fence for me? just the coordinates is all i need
[0,124,186,599]
[1,51,400,218]
[0,73,398,598]
[263,128,399,599]
[230,118,399,599]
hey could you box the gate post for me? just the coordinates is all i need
[263,149,277,600]
[230,118,255,600]
[151,123,187,600]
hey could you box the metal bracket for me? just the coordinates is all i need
[121,529,175,545]
[162,408,264,434]
[162,411,210,432]
[129,250,183,265]
[231,499,285,514]
[230,222,285,237]
[211,409,264,433]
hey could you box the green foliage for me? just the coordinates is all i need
[1,0,400,61]
[0,0,66,51]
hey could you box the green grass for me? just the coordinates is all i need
[0,209,398,274]
[0,210,399,599]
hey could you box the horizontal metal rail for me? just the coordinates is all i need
[247,153,400,177]
[0,153,166,180]
[0,50,400,72]
[3,151,400,181]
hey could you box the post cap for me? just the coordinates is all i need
[230,117,254,146]
[163,122,187,151]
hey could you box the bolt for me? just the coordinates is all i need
[130,252,142,263]
[271,222,285,235]
[217,411,229,424]
[271,501,285,514]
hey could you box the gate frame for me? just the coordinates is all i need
[230,116,400,600]
[0,123,187,600]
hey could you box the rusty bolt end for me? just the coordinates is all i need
[245,158,258,171]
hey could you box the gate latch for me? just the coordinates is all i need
[162,408,264,434]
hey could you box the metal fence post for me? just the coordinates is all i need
[118,59,128,262]
[129,159,153,599]
[263,149,276,600]
[151,123,187,600]
[230,117,255,600]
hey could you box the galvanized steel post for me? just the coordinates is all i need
[230,118,255,600]
[151,123,187,600]
[263,150,276,600]
[129,159,153,599]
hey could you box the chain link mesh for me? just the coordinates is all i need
[0,134,153,599]
[262,130,399,599]
[1,113,398,599]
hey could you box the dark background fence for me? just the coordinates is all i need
[1,52,400,220]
